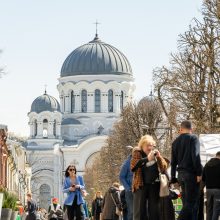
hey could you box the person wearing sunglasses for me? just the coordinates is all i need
[63,165,85,220]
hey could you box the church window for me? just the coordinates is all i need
[63,97,65,112]
[81,90,87,113]
[39,184,51,210]
[34,119,37,137]
[71,91,75,113]
[108,90,113,112]
[43,119,48,138]
[95,89,101,113]
[120,91,124,110]
[53,120,56,137]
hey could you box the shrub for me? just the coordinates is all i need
[1,188,18,210]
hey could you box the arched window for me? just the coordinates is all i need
[60,91,64,112]
[108,90,113,112]
[53,120,56,137]
[71,91,75,113]
[39,184,51,210]
[63,95,66,112]
[81,90,87,113]
[34,119,38,137]
[95,89,101,113]
[120,91,124,110]
[43,119,48,138]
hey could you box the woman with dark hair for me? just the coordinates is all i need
[63,165,85,220]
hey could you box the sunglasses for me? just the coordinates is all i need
[69,168,75,171]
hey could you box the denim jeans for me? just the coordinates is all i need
[206,188,220,220]
[125,190,133,220]
[177,172,200,220]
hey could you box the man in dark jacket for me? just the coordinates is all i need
[202,151,220,220]
[171,120,202,220]
[119,146,133,220]
[26,193,37,220]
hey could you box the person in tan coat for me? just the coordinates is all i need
[102,183,122,220]
[131,134,168,220]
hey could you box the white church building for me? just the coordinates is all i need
[26,33,135,208]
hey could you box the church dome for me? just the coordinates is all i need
[31,92,60,113]
[61,35,132,77]
[61,118,81,125]
[139,91,156,103]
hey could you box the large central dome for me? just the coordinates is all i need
[60,35,132,77]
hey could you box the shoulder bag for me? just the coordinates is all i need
[155,157,170,197]
[110,193,122,216]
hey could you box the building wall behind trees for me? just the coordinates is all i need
[0,125,31,205]
[0,125,8,187]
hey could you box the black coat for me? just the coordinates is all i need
[160,197,175,220]
[25,200,37,220]
[92,197,103,217]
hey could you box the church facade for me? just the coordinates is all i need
[26,34,135,208]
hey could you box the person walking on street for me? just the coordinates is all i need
[102,182,123,220]
[63,165,85,220]
[120,189,128,220]
[171,120,202,220]
[202,151,220,220]
[131,134,168,220]
[25,193,37,220]
[119,146,133,220]
[91,191,103,220]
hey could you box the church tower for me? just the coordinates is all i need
[26,33,135,208]
[28,90,63,145]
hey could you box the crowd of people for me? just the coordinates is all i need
[23,120,220,220]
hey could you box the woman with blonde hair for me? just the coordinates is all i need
[131,134,168,220]
[91,191,103,220]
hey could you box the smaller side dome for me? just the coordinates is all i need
[61,118,81,125]
[139,91,155,105]
[31,92,60,113]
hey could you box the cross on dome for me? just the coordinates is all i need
[93,20,101,39]
[44,84,47,95]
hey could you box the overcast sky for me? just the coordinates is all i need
[0,0,202,136]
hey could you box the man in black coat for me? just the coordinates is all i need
[171,120,202,220]
[202,151,220,220]
[26,193,37,220]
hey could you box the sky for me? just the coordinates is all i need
[0,0,203,136]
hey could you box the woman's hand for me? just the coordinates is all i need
[69,186,76,192]
[147,151,155,161]
[154,149,161,158]
[75,184,80,189]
